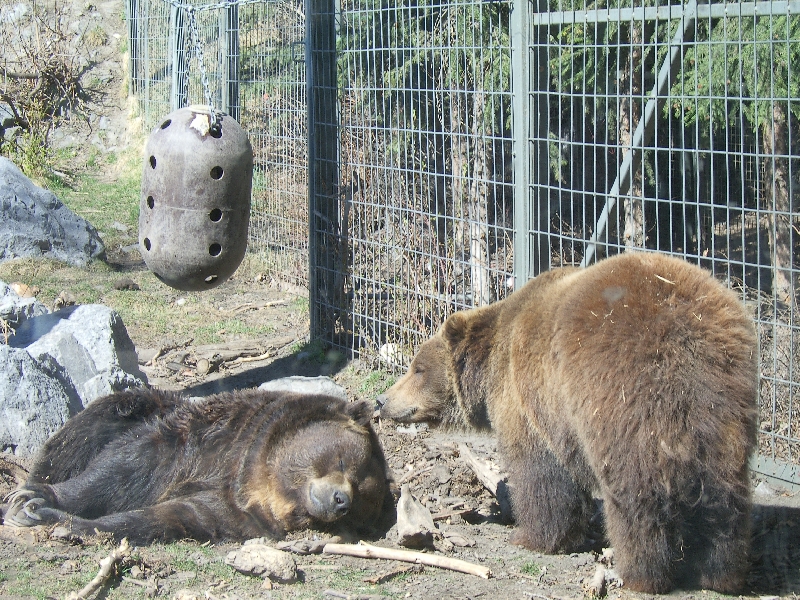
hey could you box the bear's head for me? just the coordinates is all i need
[266,399,394,534]
[379,311,488,428]
[378,332,453,423]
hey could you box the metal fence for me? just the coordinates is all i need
[126,0,800,488]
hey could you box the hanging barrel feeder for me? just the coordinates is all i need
[139,105,253,291]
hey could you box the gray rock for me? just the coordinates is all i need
[1,304,147,456]
[0,279,49,330]
[0,157,105,266]
[259,375,347,401]
[9,304,147,409]
[0,345,76,456]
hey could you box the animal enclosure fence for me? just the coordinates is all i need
[126,0,800,488]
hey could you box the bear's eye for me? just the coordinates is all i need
[414,365,425,375]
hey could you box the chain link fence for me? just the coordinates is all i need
[126,0,799,488]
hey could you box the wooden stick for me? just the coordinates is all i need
[67,538,131,600]
[323,542,492,579]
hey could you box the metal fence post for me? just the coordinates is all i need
[306,0,341,341]
[511,0,529,286]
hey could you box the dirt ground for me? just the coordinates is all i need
[1,271,800,600]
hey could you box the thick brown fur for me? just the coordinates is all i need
[5,388,396,545]
[380,253,758,594]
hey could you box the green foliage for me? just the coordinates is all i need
[520,561,541,576]
[671,14,800,135]
[358,370,395,394]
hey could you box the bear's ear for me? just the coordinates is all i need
[442,312,468,348]
[345,400,374,427]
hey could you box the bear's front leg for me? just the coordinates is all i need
[505,437,593,553]
[7,492,257,545]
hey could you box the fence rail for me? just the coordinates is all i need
[126,0,800,489]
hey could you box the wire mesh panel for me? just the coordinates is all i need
[239,0,308,286]
[126,0,308,288]
[310,0,515,366]
[517,0,800,485]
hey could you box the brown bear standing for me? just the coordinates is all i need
[380,252,758,594]
[4,388,395,545]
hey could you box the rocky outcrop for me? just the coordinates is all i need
[1,283,146,456]
[0,158,105,266]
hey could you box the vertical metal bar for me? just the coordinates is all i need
[307,0,341,341]
[126,0,139,96]
[511,0,530,285]
[224,2,240,120]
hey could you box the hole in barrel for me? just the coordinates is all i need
[143,238,151,251]
[209,208,222,222]
[209,243,222,257]
[160,119,172,129]
[210,166,223,180]
[147,196,155,209]
[149,156,157,169]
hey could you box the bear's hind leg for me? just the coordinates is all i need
[602,491,677,594]
[691,486,751,593]
[507,439,593,553]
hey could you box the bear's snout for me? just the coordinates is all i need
[379,394,419,421]
[308,476,353,522]
[332,490,351,514]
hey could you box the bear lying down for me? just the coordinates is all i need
[380,252,758,594]
[4,388,396,545]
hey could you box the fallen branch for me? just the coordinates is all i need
[457,444,506,494]
[230,299,290,315]
[67,538,131,600]
[231,350,277,364]
[323,541,492,579]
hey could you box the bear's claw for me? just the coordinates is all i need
[3,490,47,527]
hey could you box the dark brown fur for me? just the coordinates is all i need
[5,388,395,545]
[380,253,758,594]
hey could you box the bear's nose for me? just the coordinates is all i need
[333,490,350,515]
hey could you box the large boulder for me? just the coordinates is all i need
[0,157,105,266]
[10,304,147,409]
[1,287,147,457]
[0,345,77,456]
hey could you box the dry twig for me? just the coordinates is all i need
[323,541,492,579]
[67,538,131,600]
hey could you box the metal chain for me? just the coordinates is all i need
[185,5,215,113]
[167,0,273,128]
